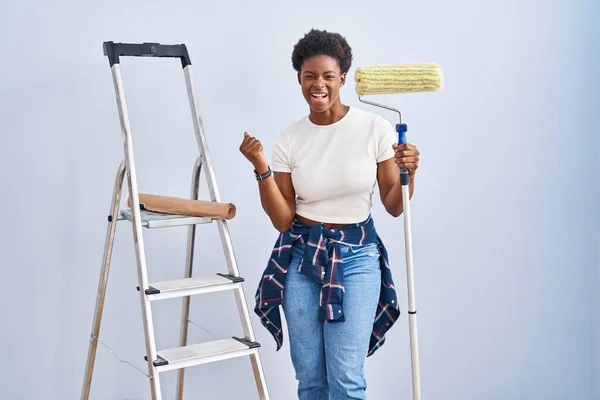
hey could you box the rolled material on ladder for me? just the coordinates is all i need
[126,193,236,220]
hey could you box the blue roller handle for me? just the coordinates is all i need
[396,123,407,145]
[396,123,410,185]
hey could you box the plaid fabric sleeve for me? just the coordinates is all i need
[254,232,293,350]
[368,238,401,357]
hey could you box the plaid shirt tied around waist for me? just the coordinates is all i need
[254,216,400,357]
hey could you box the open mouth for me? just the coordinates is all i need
[311,93,328,100]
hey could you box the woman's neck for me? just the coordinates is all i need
[309,102,349,126]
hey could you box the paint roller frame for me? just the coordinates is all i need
[354,62,444,400]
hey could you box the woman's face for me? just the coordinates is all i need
[298,55,346,113]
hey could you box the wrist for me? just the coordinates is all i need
[253,162,269,175]
[254,165,272,181]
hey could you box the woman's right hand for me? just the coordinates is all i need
[239,132,269,173]
[239,132,295,231]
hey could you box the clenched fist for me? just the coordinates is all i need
[392,142,420,177]
[239,132,269,172]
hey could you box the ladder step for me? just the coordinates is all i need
[117,208,213,228]
[138,274,244,301]
[150,337,261,373]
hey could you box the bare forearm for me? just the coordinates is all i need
[383,175,415,217]
[258,179,294,231]
[254,170,295,232]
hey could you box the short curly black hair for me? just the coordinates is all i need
[291,28,353,74]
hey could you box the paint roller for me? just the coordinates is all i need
[354,62,443,400]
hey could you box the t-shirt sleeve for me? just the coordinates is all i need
[375,116,398,162]
[271,132,293,173]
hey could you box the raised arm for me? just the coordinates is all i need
[239,132,296,232]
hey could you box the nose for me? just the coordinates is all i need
[313,76,325,87]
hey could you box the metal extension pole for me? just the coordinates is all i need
[400,169,421,400]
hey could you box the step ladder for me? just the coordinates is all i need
[80,41,270,400]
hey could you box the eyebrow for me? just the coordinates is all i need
[303,70,337,75]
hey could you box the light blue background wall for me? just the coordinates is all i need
[0,0,597,399]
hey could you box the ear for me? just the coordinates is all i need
[297,72,301,85]
[340,72,346,87]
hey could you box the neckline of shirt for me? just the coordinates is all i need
[305,106,354,129]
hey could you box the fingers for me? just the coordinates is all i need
[394,144,419,160]
[239,132,265,170]
[393,142,420,172]
[393,142,416,151]
[240,132,263,153]
[393,148,416,157]
[241,132,253,146]
[248,141,263,153]
[396,163,418,172]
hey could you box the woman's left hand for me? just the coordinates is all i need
[392,142,420,177]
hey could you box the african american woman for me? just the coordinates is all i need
[239,28,421,400]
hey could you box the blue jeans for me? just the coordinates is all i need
[282,239,382,400]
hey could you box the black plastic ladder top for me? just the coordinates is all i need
[103,41,192,68]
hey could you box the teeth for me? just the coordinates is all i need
[312,93,326,97]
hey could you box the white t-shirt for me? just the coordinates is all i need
[271,106,398,224]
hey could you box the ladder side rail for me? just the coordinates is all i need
[183,64,271,399]
[182,66,256,338]
[81,160,126,400]
[176,156,202,400]
[109,61,162,400]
